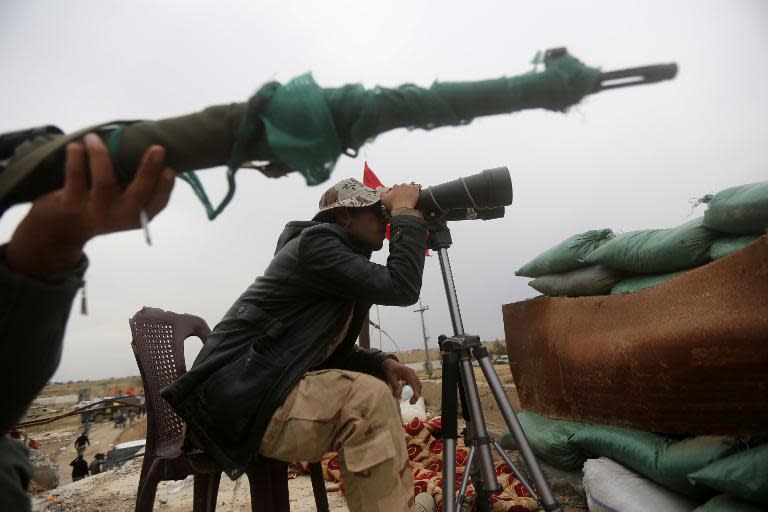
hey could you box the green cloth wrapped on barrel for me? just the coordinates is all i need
[256,52,600,185]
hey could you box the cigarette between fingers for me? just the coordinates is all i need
[139,210,152,246]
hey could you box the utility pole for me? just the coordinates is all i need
[414,299,433,377]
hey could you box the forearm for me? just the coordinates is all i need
[5,230,84,280]
[379,214,427,305]
[300,216,428,306]
[0,244,87,432]
[331,345,396,380]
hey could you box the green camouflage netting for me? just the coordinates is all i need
[254,52,600,186]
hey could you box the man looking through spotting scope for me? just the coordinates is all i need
[162,179,436,511]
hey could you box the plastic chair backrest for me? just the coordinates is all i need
[130,307,210,457]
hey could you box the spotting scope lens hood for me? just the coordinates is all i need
[416,166,512,218]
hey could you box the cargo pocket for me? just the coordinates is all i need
[343,429,397,473]
[280,369,357,422]
[259,370,359,462]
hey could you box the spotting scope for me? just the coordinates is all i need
[417,167,512,221]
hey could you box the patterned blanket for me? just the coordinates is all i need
[306,416,539,512]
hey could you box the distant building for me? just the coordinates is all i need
[33,394,78,406]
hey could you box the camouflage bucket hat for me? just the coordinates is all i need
[312,178,381,221]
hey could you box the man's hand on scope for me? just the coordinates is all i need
[7,133,175,280]
[380,182,421,212]
[381,357,422,405]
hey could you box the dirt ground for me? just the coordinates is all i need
[27,414,351,512]
[32,459,351,512]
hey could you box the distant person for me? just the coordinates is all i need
[89,453,105,475]
[69,455,89,482]
[80,414,90,435]
[114,413,126,429]
[0,135,175,512]
[74,432,90,456]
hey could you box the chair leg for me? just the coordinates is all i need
[135,460,163,512]
[246,460,276,512]
[309,462,330,512]
[192,471,222,512]
[137,454,154,495]
[268,461,289,512]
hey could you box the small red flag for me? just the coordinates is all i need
[364,162,390,240]
[363,161,384,190]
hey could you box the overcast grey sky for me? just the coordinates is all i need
[1,0,766,382]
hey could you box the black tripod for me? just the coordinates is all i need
[428,219,561,512]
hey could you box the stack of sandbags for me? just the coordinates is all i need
[701,180,767,261]
[604,181,768,294]
[588,216,719,294]
[516,181,768,296]
[498,411,768,511]
[515,229,624,297]
[583,458,700,512]
[583,458,767,512]
[498,411,588,471]
[702,181,768,234]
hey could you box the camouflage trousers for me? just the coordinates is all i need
[258,369,415,512]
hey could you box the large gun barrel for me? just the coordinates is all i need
[0,48,678,219]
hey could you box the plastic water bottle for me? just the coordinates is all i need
[400,384,414,402]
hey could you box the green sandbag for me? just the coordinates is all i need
[610,270,686,294]
[709,235,761,260]
[570,425,738,499]
[688,443,768,505]
[693,494,765,512]
[498,411,588,470]
[584,217,718,274]
[702,181,768,235]
[530,265,623,297]
[516,229,614,278]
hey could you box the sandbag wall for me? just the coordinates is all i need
[498,412,768,511]
[516,181,768,297]
[501,180,768,511]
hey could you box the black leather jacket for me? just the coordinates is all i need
[162,215,427,476]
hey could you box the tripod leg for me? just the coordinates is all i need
[474,347,562,512]
[440,348,459,512]
[457,355,500,494]
[492,440,539,500]
[455,446,475,511]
